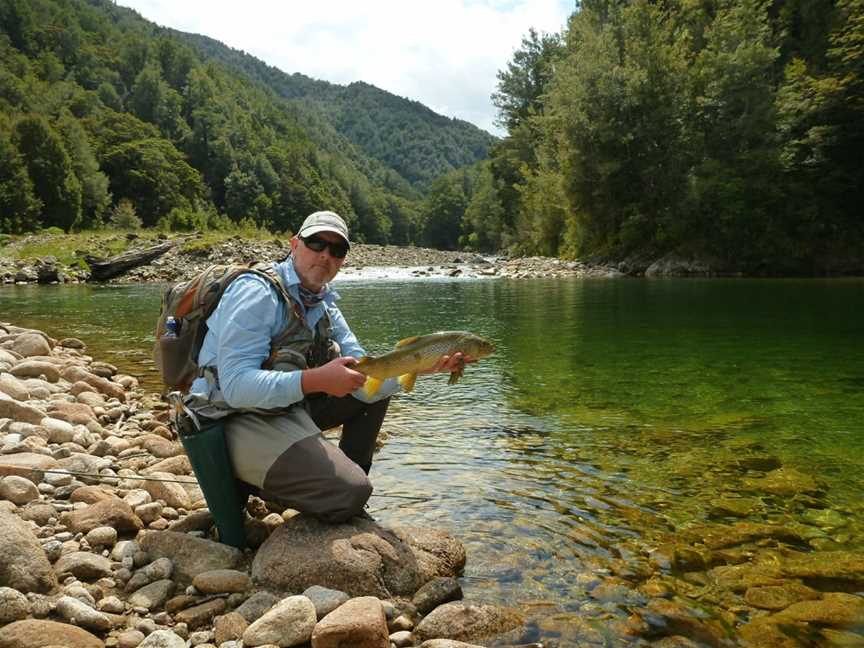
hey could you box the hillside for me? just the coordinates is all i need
[174,32,498,189]
[0,0,492,245]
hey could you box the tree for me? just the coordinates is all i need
[14,115,82,231]
[420,174,469,250]
[492,28,564,133]
[57,110,111,227]
[100,137,204,226]
[0,123,40,232]
[547,0,692,255]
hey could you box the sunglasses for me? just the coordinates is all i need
[300,234,349,259]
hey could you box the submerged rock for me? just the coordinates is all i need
[413,602,523,643]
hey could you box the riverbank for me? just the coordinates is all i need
[0,231,621,284]
[0,321,529,647]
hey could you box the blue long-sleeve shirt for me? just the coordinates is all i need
[189,258,398,409]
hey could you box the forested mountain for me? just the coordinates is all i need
[175,33,497,190]
[0,0,489,245]
[442,0,864,272]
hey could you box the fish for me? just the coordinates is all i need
[355,330,495,396]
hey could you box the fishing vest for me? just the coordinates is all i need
[197,264,340,417]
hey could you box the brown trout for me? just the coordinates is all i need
[355,330,495,396]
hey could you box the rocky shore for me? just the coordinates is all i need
[0,321,532,648]
[0,233,621,285]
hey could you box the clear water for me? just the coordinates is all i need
[3,277,863,643]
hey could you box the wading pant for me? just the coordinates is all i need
[224,395,390,523]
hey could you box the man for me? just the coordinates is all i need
[188,210,466,522]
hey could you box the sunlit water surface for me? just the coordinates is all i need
[3,277,863,644]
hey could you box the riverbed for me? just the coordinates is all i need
[3,276,863,645]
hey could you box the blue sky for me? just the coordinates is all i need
[118,1,574,136]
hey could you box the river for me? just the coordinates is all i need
[3,276,863,645]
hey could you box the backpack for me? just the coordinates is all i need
[153,263,289,392]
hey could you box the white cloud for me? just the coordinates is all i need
[117,0,573,135]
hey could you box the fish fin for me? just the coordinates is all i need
[398,372,418,392]
[395,336,420,348]
[363,376,383,397]
[448,356,466,385]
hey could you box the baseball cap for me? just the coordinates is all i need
[297,211,350,246]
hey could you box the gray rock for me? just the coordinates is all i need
[138,629,187,648]
[412,576,463,615]
[235,590,280,623]
[128,579,175,611]
[54,551,113,581]
[242,595,316,647]
[0,587,30,624]
[126,557,174,592]
[302,584,349,619]
[56,595,112,632]
[139,530,242,583]
[0,509,57,592]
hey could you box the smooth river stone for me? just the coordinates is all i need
[0,619,104,648]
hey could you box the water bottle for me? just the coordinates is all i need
[163,316,179,338]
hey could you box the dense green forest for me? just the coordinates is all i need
[0,0,492,245]
[438,0,862,271]
[2,0,862,272]
[174,32,497,191]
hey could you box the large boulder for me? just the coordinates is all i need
[138,530,242,583]
[252,517,465,598]
[0,509,57,593]
[0,619,103,648]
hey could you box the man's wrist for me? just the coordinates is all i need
[301,367,321,394]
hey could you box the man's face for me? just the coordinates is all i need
[290,230,347,291]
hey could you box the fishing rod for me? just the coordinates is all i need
[30,467,429,500]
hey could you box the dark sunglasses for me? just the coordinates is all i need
[300,235,349,259]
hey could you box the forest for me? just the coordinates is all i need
[0,0,491,245]
[448,0,863,271]
[1,0,862,273]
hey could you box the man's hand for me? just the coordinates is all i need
[419,352,476,375]
[302,357,367,397]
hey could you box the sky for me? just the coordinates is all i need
[117,1,574,136]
